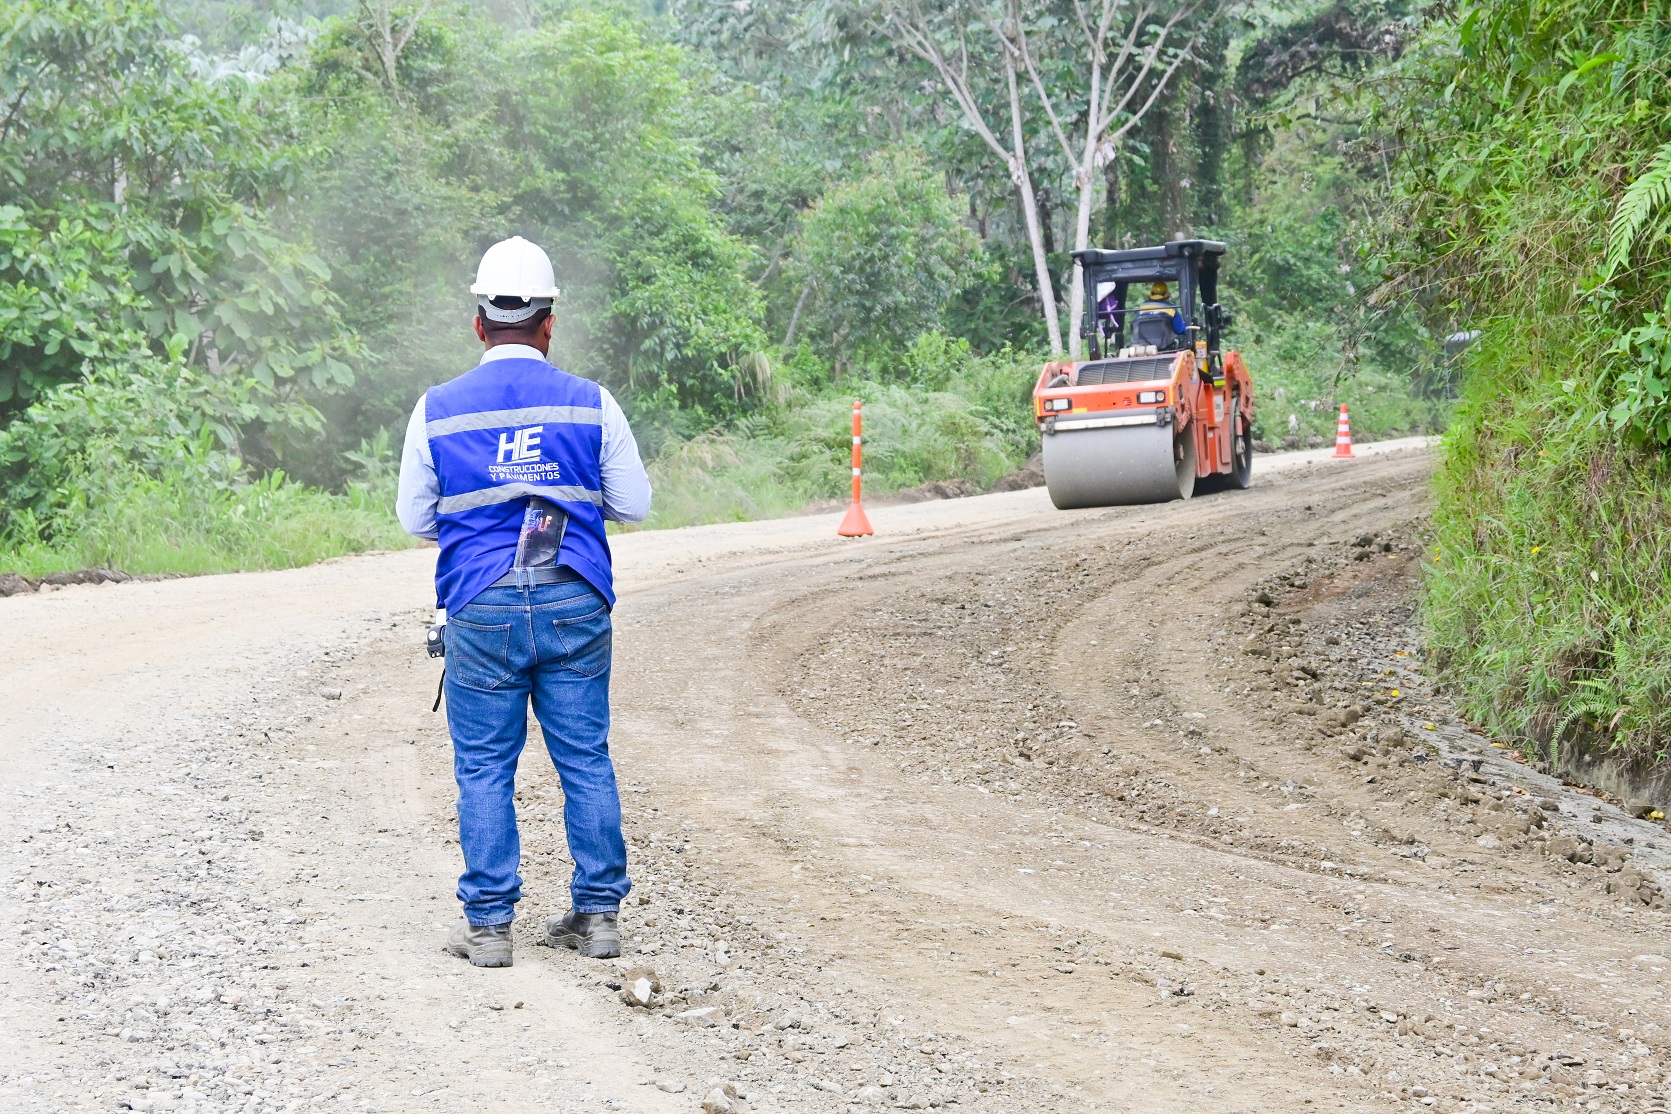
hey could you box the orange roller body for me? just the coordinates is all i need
[1032,240,1256,508]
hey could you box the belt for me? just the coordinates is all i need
[489,566,583,588]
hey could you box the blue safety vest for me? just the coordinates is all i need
[1138,299,1187,334]
[423,356,613,614]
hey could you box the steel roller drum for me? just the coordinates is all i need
[1042,423,1195,509]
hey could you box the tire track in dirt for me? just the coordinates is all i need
[615,447,1671,1113]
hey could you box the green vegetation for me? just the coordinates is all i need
[1378,0,1671,767]
[0,0,1452,574]
[1223,139,1450,448]
[645,341,1039,528]
[1,466,407,578]
[0,364,406,576]
[790,151,980,378]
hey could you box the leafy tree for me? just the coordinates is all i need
[792,149,979,375]
[0,0,353,432]
[501,11,769,414]
[293,4,768,455]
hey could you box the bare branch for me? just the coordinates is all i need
[782,283,811,348]
[1012,2,1077,164]
[392,0,438,56]
[1096,3,1171,130]
[0,79,34,147]
[1071,0,1094,50]
[886,3,1011,165]
[1098,3,1206,138]
[1090,0,1122,65]
[878,0,1067,352]
[357,0,438,91]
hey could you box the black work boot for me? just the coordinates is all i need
[543,909,621,959]
[445,920,513,967]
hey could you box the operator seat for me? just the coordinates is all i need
[1134,314,1181,350]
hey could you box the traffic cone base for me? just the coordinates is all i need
[1332,404,1355,459]
[838,501,873,537]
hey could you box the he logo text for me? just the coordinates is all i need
[497,426,542,464]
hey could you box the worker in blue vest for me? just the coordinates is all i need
[1137,281,1188,336]
[396,236,652,968]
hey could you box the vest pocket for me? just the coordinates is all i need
[445,617,514,690]
[551,605,611,678]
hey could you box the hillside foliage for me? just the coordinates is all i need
[1375,0,1671,766]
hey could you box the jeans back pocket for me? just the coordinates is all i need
[446,617,515,690]
[551,604,611,678]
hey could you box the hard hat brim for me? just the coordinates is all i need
[471,235,560,301]
[478,296,554,324]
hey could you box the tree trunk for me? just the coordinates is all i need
[1067,172,1096,359]
[1067,58,1104,360]
[1008,57,1062,354]
[783,285,811,348]
[1103,158,1121,244]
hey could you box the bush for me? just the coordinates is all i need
[0,460,410,578]
[791,150,980,376]
[0,2,354,426]
[1424,325,1671,763]
[639,339,1040,529]
[1237,318,1450,446]
[0,361,410,577]
[1214,128,1450,448]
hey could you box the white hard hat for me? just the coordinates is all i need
[470,236,560,323]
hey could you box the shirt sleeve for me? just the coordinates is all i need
[597,387,652,523]
[1172,309,1187,334]
[396,396,440,540]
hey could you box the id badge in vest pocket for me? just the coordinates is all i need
[514,496,567,569]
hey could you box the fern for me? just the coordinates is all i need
[1604,142,1671,279]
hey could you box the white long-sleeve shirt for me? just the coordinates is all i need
[395,344,652,540]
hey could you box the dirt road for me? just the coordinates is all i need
[5,440,1670,1114]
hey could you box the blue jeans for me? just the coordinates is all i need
[443,577,630,925]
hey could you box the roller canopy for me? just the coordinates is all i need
[1074,239,1226,337]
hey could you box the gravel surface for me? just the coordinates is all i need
[6,438,1670,1113]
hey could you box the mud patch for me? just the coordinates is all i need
[0,567,186,596]
[987,453,1044,493]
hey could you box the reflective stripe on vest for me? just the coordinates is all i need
[437,483,602,515]
[424,405,602,438]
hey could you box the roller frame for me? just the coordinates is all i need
[1032,349,1255,509]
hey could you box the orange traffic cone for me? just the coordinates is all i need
[838,500,873,537]
[838,400,874,537]
[1332,404,1355,459]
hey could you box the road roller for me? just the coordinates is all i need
[1032,239,1254,508]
